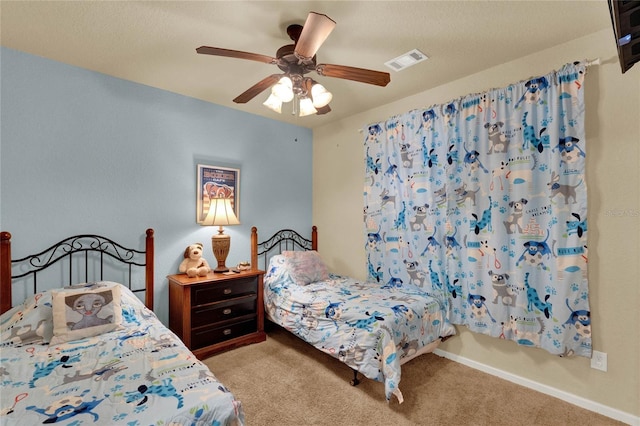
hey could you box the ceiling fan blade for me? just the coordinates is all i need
[196,46,277,64]
[294,12,336,59]
[233,74,282,104]
[315,105,331,115]
[316,63,391,87]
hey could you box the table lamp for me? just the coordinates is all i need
[202,197,240,272]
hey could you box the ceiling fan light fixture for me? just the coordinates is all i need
[311,83,332,108]
[298,97,318,117]
[272,76,294,102]
[198,11,391,118]
[263,93,283,113]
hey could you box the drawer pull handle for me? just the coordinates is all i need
[223,288,232,295]
[223,308,232,315]
[223,329,232,335]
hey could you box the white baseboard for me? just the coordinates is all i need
[433,349,639,426]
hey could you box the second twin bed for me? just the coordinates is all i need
[251,226,455,403]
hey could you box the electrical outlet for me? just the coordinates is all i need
[591,350,608,372]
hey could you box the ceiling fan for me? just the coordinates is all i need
[196,12,391,116]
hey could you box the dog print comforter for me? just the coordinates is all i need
[264,254,455,403]
[0,283,244,425]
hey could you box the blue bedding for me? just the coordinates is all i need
[0,283,244,425]
[264,254,455,402]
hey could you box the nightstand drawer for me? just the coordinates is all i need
[192,277,256,306]
[191,297,257,328]
[191,318,257,350]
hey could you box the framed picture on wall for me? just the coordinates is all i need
[196,164,240,224]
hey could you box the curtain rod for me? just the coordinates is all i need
[358,59,601,133]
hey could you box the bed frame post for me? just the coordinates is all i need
[145,228,155,311]
[311,226,318,251]
[250,227,258,269]
[0,232,11,314]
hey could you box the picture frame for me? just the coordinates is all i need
[196,164,240,224]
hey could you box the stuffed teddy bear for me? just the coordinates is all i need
[179,243,211,277]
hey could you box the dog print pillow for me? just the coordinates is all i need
[50,282,123,344]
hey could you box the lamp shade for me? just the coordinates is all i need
[311,83,332,108]
[298,97,318,117]
[272,76,294,102]
[263,93,283,113]
[202,197,240,226]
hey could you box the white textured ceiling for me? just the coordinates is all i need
[1,1,612,129]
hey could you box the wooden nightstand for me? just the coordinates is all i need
[168,269,266,359]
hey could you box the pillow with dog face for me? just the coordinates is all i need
[50,282,123,344]
[282,250,330,285]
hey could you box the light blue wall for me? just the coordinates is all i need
[0,47,313,323]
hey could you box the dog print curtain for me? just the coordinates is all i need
[363,61,590,357]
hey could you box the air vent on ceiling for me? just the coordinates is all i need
[384,49,428,71]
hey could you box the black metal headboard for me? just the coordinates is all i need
[0,229,155,314]
[251,226,318,271]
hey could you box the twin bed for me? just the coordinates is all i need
[0,224,453,425]
[250,226,455,403]
[0,229,244,425]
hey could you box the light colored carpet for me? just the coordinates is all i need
[204,325,623,426]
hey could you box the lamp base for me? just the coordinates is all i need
[211,233,231,273]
